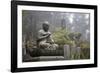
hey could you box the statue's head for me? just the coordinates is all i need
[42,21,49,32]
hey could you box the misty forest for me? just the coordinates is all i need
[22,10,90,62]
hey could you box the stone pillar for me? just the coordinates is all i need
[77,47,81,59]
[71,46,81,59]
[64,44,70,60]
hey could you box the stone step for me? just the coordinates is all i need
[39,56,65,61]
[23,56,65,62]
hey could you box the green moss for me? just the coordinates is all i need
[80,41,90,49]
[52,28,73,45]
[52,28,90,59]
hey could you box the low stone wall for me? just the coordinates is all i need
[64,44,81,60]
[23,44,82,62]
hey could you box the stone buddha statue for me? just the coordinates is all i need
[37,21,58,50]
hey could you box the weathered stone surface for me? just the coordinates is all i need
[71,46,81,59]
[40,49,64,56]
[39,56,64,61]
[64,45,70,60]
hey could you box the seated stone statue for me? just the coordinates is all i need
[37,21,58,50]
